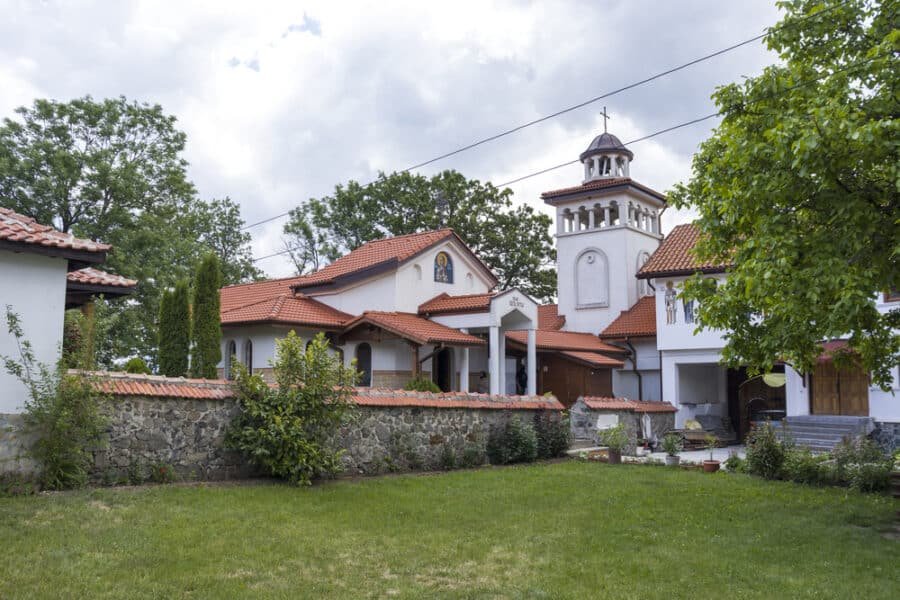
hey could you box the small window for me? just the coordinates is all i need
[434,251,453,284]
[243,340,253,375]
[225,340,237,380]
[355,343,372,387]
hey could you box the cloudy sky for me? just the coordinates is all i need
[1,0,783,277]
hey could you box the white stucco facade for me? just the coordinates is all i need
[0,251,68,413]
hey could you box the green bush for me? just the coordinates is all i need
[534,411,570,459]
[661,432,683,456]
[404,376,441,393]
[486,417,538,465]
[459,443,485,468]
[845,462,892,493]
[437,445,456,471]
[598,423,629,453]
[782,447,830,485]
[0,473,39,497]
[124,357,151,374]
[723,453,746,473]
[149,463,177,484]
[833,435,887,471]
[2,308,108,490]
[745,422,786,480]
[226,331,357,485]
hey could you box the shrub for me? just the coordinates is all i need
[123,357,151,374]
[0,473,39,497]
[845,462,892,493]
[148,463,177,484]
[2,307,108,490]
[226,331,357,485]
[661,433,683,457]
[459,443,485,468]
[745,422,785,480]
[723,453,746,473]
[158,280,190,377]
[437,445,456,471]
[598,423,629,453]
[833,435,887,471]
[404,376,441,393]
[782,447,830,485]
[486,416,538,465]
[534,411,570,459]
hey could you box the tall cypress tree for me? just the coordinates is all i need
[158,280,190,377]
[191,253,222,379]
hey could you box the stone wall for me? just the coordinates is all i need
[1,373,563,481]
[0,413,38,476]
[570,396,676,455]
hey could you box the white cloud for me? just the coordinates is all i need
[0,0,783,277]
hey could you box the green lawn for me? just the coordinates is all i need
[1,462,897,599]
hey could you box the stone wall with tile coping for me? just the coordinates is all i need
[570,397,676,455]
[1,373,563,480]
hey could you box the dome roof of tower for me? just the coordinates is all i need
[579,132,634,162]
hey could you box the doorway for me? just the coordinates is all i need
[810,361,869,416]
[432,347,453,392]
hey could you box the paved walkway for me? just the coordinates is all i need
[568,445,746,466]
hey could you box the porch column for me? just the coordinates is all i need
[526,328,537,396]
[460,329,470,393]
[573,211,580,231]
[498,329,506,394]
[488,326,500,395]
[603,206,611,227]
[588,208,595,229]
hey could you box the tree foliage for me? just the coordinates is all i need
[670,0,899,387]
[0,96,260,366]
[191,254,222,379]
[226,331,358,485]
[283,170,557,300]
[158,280,190,377]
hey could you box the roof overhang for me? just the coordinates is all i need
[636,266,728,280]
[542,180,666,207]
[0,239,107,268]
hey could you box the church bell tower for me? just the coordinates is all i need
[541,117,667,333]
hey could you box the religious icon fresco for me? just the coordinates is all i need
[665,280,677,324]
[434,251,453,283]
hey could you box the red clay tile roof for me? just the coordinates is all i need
[537,303,566,331]
[541,177,666,203]
[84,372,563,409]
[582,396,677,413]
[560,351,625,368]
[343,311,485,346]
[505,330,626,354]
[66,267,137,289]
[351,389,563,410]
[292,229,497,290]
[86,372,235,400]
[220,276,308,313]
[221,293,352,329]
[637,223,731,279]
[600,295,656,338]
[0,207,109,257]
[418,292,495,315]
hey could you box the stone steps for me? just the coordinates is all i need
[772,416,875,452]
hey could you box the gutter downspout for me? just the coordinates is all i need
[624,336,642,401]
[646,278,663,402]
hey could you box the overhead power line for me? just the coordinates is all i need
[251,50,880,264]
[241,3,848,232]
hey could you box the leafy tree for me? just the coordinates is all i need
[191,254,222,379]
[283,170,557,300]
[0,96,260,365]
[670,0,899,388]
[157,280,190,377]
[226,331,358,485]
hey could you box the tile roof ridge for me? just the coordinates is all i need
[269,294,288,318]
[220,293,285,315]
[221,274,307,290]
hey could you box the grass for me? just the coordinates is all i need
[0,461,897,599]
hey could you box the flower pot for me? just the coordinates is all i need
[607,449,622,465]
[702,460,721,473]
[665,455,680,467]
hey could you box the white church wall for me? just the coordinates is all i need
[660,349,727,427]
[785,366,811,417]
[394,241,494,312]
[311,274,397,315]
[654,275,728,352]
[0,251,68,414]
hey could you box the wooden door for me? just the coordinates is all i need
[810,362,869,416]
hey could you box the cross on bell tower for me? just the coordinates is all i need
[600,106,610,134]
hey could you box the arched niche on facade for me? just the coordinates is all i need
[636,251,651,298]
[575,247,609,308]
[243,340,253,375]
[355,343,372,387]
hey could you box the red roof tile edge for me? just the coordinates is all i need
[77,371,563,410]
[580,396,677,413]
